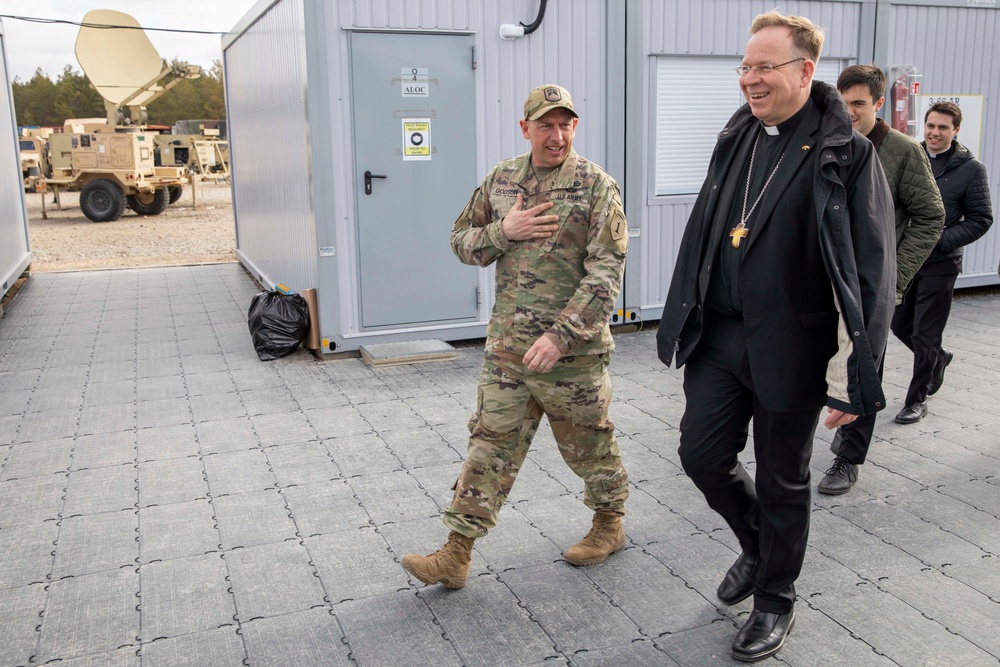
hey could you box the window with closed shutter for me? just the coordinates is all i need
[654,56,845,197]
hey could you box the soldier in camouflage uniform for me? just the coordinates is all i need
[401,84,630,589]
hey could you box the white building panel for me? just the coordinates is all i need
[0,19,30,305]
[224,0,316,292]
[224,0,997,352]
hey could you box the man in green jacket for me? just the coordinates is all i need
[819,65,945,495]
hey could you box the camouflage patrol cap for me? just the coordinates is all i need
[523,84,578,121]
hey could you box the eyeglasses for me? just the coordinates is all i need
[735,58,805,76]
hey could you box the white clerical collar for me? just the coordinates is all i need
[763,124,781,136]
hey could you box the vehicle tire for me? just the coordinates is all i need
[127,188,169,216]
[80,179,126,222]
[167,185,183,204]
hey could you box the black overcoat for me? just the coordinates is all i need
[656,81,896,416]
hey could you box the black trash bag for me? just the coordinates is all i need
[247,291,310,361]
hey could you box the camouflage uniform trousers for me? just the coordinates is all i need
[443,344,629,539]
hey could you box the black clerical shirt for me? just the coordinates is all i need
[707,98,814,315]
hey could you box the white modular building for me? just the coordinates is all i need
[0,18,31,314]
[223,0,999,354]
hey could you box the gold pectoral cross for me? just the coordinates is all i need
[730,222,750,248]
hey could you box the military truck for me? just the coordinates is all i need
[154,129,229,183]
[47,130,186,221]
[19,135,49,192]
[39,9,201,222]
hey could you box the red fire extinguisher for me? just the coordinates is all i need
[891,76,909,133]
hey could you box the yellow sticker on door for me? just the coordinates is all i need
[402,119,431,161]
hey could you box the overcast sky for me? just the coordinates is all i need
[2,1,260,82]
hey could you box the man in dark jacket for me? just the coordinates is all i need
[818,65,944,494]
[656,11,895,662]
[890,102,994,424]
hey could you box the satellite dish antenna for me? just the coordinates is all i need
[75,9,201,127]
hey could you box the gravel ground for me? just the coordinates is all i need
[24,180,236,272]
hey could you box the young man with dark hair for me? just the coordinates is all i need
[890,102,994,424]
[818,64,944,494]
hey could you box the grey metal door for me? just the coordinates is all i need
[350,32,478,329]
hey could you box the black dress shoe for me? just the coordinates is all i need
[927,348,953,395]
[894,402,927,424]
[732,608,795,662]
[717,552,757,605]
[817,455,858,495]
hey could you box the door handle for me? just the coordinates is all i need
[364,170,387,195]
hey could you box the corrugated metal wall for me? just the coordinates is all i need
[886,1,999,285]
[224,0,996,349]
[0,20,31,302]
[226,0,613,349]
[223,0,316,291]
[627,0,866,319]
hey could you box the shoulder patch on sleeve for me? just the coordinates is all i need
[599,203,628,255]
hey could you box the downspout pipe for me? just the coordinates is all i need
[499,0,549,40]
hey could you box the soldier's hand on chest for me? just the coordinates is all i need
[501,193,561,241]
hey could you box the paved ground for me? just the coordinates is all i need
[0,263,998,667]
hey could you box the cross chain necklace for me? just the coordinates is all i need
[741,129,785,226]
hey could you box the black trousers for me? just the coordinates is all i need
[890,272,957,405]
[678,313,820,615]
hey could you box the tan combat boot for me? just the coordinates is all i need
[401,531,475,589]
[564,513,626,566]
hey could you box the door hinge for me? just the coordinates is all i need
[472,46,478,70]
[476,286,481,308]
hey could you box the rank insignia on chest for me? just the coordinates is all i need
[730,222,750,248]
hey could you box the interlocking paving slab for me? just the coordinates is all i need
[249,411,317,447]
[226,540,326,620]
[136,423,200,463]
[54,645,140,667]
[807,576,999,665]
[213,489,297,549]
[72,432,137,471]
[51,510,139,578]
[304,405,373,440]
[0,521,58,589]
[195,416,259,454]
[348,470,441,525]
[36,567,140,663]
[202,449,275,497]
[140,626,245,667]
[138,457,208,508]
[77,403,136,438]
[17,409,80,443]
[0,582,46,666]
[586,547,719,637]
[139,553,236,639]
[334,590,461,667]
[265,441,341,487]
[0,474,67,527]
[500,562,642,653]
[426,575,559,667]
[307,527,410,602]
[2,437,75,479]
[0,267,998,665]
[380,427,465,470]
[138,499,220,563]
[569,639,682,667]
[241,607,351,666]
[322,433,402,478]
[281,480,370,537]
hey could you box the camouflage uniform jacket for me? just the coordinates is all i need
[451,150,628,357]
